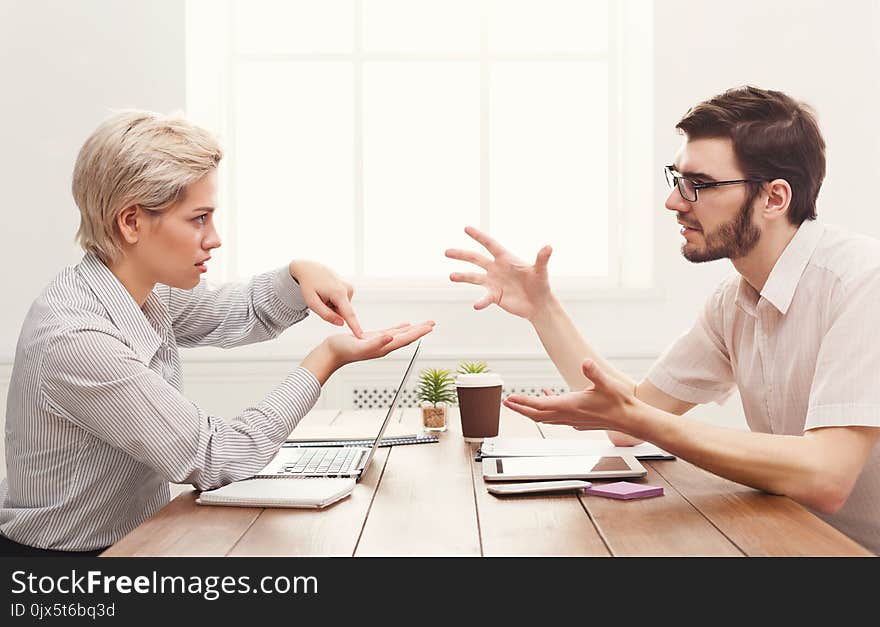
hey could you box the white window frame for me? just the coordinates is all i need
[185,0,655,301]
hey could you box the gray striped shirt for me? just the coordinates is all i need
[0,253,321,551]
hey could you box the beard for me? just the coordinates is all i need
[680,193,762,263]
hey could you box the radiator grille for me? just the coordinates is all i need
[351,385,569,409]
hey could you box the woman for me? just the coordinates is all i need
[0,111,433,556]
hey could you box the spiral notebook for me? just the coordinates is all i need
[285,421,438,448]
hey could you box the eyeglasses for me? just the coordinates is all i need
[664,165,764,202]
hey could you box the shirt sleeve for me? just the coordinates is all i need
[645,280,737,405]
[166,266,309,349]
[805,268,880,430]
[40,327,321,490]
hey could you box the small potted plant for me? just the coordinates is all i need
[457,361,490,375]
[415,368,457,432]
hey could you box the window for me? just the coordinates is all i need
[186,0,654,291]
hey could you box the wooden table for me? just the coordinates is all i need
[102,408,872,557]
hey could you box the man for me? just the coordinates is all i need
[446,86,880,554]
[0,110,433,555]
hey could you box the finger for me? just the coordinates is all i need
[379,322,435,354]
[362,323,412,341]
[502,399,556,422]
[505,393,554,410]
[377,322,412,334]
[444,248,492,270]
[534,245,553,272]
[306,293,344,327]
[360,323,411,340]
[449,272,487,286]
[364,333,394,350]
[464,225,506,257]
[333,299,364,339]
[391,320,435,341]
[473,290,498,311]
[542,388,555,396]
[581,359,608,388]
[381,331,430,356]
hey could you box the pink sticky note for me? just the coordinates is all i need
[583,481,664,500]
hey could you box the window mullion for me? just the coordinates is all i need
[480,0,490,234]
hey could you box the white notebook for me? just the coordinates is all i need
[480,437,675,460]
[196,478,355,509]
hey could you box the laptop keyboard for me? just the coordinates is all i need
[281,447,362,475]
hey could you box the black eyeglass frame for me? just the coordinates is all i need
[664,165,766,202]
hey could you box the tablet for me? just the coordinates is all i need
[482,454,647,481]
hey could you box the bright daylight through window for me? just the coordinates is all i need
[186,0,653,291]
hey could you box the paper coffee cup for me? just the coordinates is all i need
[455,373,504,443]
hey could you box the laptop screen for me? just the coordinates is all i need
[358,340,422,476]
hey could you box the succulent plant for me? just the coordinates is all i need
[415,368,457,406]
[457,361,490,374]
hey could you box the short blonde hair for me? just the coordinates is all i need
[72,110,223,263]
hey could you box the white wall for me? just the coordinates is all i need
[0,0,186,347]
[3,1,880,479]
[0,0,186,478]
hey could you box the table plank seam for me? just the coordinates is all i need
[222,504,267,557]
[648,462,747,557]
[575,494,614,556]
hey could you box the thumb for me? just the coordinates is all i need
[581,359,607,388]
[473,291,496,311]
[534,245,552,272]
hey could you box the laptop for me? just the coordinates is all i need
[255,340,421,481]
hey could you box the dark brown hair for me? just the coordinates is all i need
[676,86,825,225]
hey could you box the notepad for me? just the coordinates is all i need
[196,477,355,509]
[582,481,664,500]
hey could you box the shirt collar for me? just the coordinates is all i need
[76,253,172,363]
[735,219,825,317]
